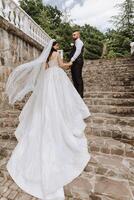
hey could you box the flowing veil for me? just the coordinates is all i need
[5,39,55,105]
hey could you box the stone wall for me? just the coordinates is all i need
[0,16,43,110]
[0,16,43,67]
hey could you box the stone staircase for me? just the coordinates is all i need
[64,58,134,200]
[81,58,134,200]
[0,58,134,200]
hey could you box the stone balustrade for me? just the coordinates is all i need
[0,0,51,47]
[130,42,134,55]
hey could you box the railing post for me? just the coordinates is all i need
[0,0,4,17]
[0,0,51,47]
[130,42,134,56]
[14,7,20,28]
[3,0,10,20]
[19,11,24,30]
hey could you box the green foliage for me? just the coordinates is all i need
[111,0,134,35]
[105,0,134,58]
[19,0,134,59]
[105,29,131,58]
[80,24,104,59]
[19,0,104,60]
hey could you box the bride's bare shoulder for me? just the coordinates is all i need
[52,51,59,56]
[51,51,60,60]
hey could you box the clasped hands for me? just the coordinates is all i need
[69,60,73,66]
[64,60,73,70]
[66,60,73,70]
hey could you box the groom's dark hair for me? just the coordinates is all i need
[73,30,80,34]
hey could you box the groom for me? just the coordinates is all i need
[69,31,84,98]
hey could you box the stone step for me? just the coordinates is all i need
[0,127,16,140]
[85,114,134,145]
[84,78,134,86]
[84,74,134,80]
[84,69,134,76]
[84,72,134,77]
[87,105,134,116]
[85,65,134,70]
[66,172,134,200]
[85,87,134,93]
[82,152,134,200]
[86,112,134,128]
[86,126,134,146]
[0,117,19,128]
[85,97,134,106]
[0,109,20,118]
[83,63,134,70]
[0,100,27,111]
[83,66,134,74]
[65,152,134,200]
[85,58,134,66]
[84,79,134,86]
[84,75,134,81]
[84,68,134,72]
[86,112,134,127]
[84,78,134,85]
[84,84,134,90]
[85,84,134,89]
[84,84,134,93]
[85,152,134,186]
[87,135,134,158]
[84,92,134,99]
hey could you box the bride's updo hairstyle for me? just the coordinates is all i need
[46,40,58,63]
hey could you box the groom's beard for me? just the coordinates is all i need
[73,37,78,41]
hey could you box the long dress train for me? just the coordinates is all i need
[6,59,91,200]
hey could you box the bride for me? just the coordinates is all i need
[5,39,91,200]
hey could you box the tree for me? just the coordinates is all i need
[19,0,105,59]
[80,24,104,59]
[105,0,134,58]
[105,29,130,58]
[111,0,134,38]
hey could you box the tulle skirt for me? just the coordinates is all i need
[6,65,91,199]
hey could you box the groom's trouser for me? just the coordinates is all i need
[71,60,84,98]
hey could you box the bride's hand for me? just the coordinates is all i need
[65,61,73,70]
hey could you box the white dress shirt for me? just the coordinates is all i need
[71,38,84,62]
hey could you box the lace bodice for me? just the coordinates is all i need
[48,58,59,68]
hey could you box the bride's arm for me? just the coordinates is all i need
[42,62,49,69]
[57,53,72,69]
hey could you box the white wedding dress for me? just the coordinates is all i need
[6,57,91,200]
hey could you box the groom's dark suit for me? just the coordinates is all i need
[69,38,84,98]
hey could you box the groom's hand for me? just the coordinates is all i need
[69,61,73,66]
